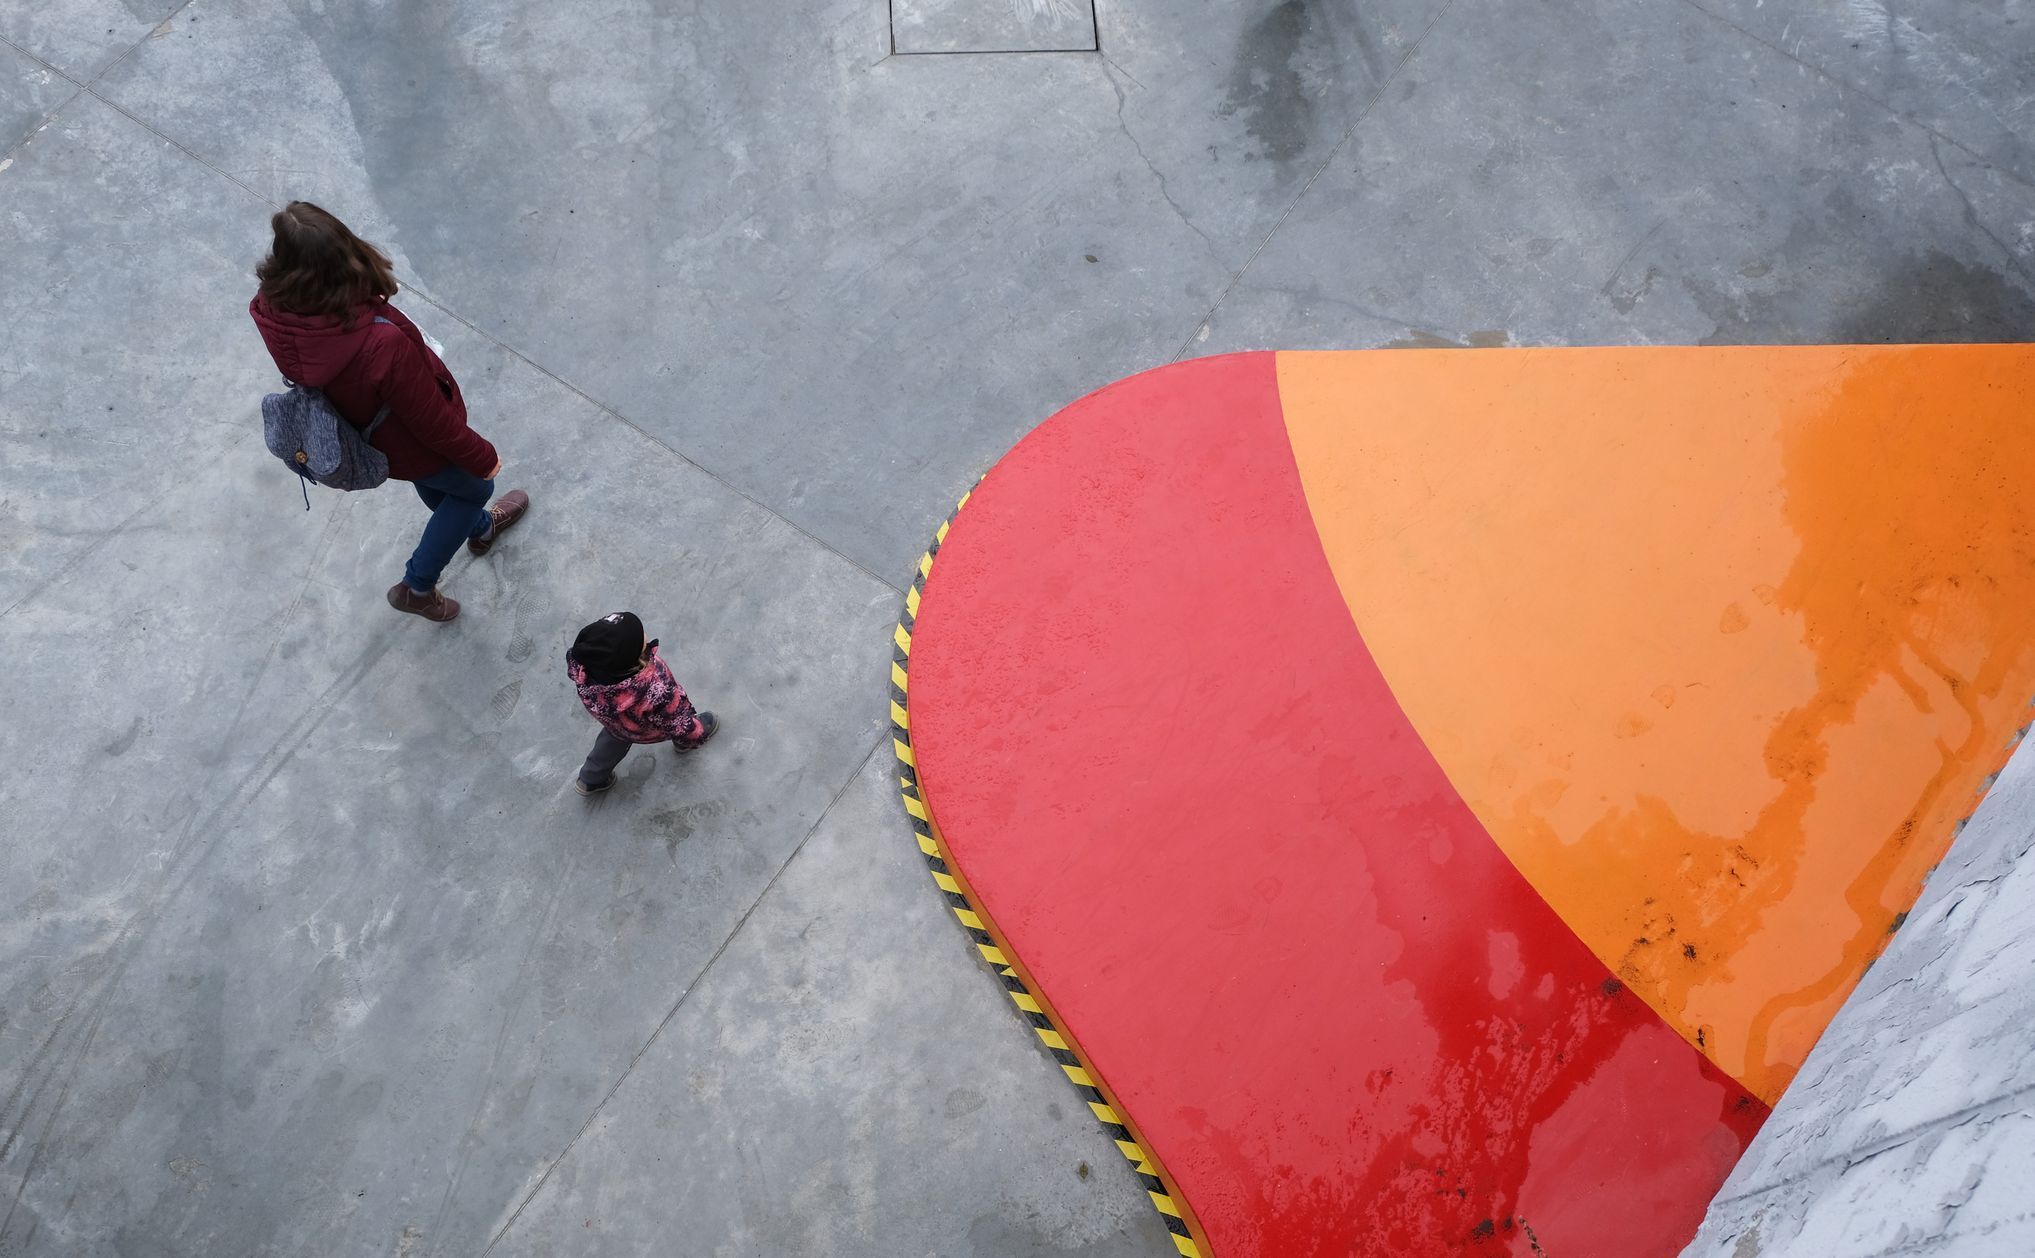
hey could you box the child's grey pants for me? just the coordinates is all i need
[579,730,634,787]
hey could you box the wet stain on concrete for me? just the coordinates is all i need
[103,715,143,756]
[1691,249,2034,345]
[1222,0,1316,165]
[1831,251,2035,344]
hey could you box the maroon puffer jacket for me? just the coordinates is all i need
[249,295,497,482]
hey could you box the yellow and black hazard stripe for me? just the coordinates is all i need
[891,491,1206,1258]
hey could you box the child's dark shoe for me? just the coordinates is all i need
[574,774,614,797]
[676,711,718,753]
[468,489,530,556]
[387,582,460,622]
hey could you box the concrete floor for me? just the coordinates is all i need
[0,1,2029,1255]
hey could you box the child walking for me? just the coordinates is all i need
[567,611,718,795]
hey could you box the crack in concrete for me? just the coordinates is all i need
[478,733,888,1257]
[0,1,198,166]
[1675,0,2035,197]
[424,840,588,1258]
[1101,60,1219,258]
[1927,133,2035,289]
[5,88,906,604]
[0,622,403,1245]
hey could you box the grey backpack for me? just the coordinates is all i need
[261,315,394,507]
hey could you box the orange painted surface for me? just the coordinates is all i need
[1276,344,2035,1101]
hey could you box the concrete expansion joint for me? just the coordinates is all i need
[0,0,201,171]
[1674,0,2035,199]
[478,732,888,1258]
[4,101,899,614]
[11,3,2035,1253]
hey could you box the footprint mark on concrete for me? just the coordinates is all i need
[507,591,539,663]
[491,679,522,720]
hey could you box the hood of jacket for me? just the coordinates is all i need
[568,651,658,692]
[249,294,376,388]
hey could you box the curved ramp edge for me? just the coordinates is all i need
[894,345,2035,1258]
[890,491,1209,1257]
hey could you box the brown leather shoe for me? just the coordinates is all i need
[387,582,460,622]
[468,489,531,556]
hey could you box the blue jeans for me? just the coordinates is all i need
[404,465,495,593]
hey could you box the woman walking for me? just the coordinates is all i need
[250,202,529,622]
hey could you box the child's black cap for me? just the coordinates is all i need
[572,611,645,684]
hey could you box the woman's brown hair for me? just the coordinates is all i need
[255,201,398,322]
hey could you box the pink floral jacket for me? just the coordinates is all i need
[567,646,706,746]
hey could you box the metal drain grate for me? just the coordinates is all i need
[889,0,1099,54]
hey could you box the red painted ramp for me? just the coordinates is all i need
[907,353,1767,1257]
